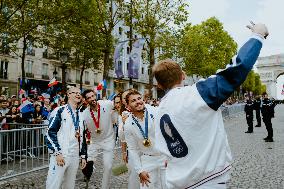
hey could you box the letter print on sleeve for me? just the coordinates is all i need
[160,114,188,158]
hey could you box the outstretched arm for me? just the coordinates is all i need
[196,23,268,110]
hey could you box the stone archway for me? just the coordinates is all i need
[256,54,284,99]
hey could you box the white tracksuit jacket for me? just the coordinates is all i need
[154,35,264,189]
[45,104,87,158]
[124,104,166,189]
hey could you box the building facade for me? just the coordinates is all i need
[0,24,158,99]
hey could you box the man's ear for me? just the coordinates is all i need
[157,83,164,90]
[126,105,131,112]
[182,71,186,81]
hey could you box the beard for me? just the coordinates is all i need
[89,100,97,108]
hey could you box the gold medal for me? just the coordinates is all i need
[143,139,151,147]
[96,128,101,134]
[86,139,91,145]
[75,130,80,139]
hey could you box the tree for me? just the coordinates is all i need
[242,71,266,95]
[2,0,77,89]
[130,0,189,96]
[242,71,255,93]
[41,0,104,91]
[180,17,237,78]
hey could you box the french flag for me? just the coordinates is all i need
[48,77,59,87]
[18,100,34,114]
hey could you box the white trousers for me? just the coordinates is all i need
[46,156,79,189]
[128,153,140,189]
[88,143,114,189]
[140,155,166,189]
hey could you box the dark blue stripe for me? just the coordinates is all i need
[196,38,262,111]
[45,107,65,152]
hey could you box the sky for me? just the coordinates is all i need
[187,0,284,57]
[187,0,284,99]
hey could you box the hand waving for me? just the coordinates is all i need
[247,21,269,39]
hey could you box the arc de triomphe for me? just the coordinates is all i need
[256,54,284,99]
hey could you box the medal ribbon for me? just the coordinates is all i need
[132,108,148,140]
[67,104,79,131]
[90,104,100,129]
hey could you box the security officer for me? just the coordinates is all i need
[244,96,254,133]
[253,96,262,127]
[261,92,275,142]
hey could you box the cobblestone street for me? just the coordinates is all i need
[0,104,283,189]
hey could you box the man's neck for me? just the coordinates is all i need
[90,104,98,112]
[170,83,183,90]
[133,111,144,120]
[68,101,77,110]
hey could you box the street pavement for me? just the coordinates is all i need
[0,104,283,189]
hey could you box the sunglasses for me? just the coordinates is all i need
[68,92,81,95]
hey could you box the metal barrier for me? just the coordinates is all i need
[0,124,49,181]
[0,123,122,181]
[221,103,245,119]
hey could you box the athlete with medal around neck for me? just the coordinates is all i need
[123,89,166,189]
[82,89,115,189]
[45,87,87,189]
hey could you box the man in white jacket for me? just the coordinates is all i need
[152,23,269,189]
[45,87,87,189]
[124,89,166,189]
[82,89,115,189]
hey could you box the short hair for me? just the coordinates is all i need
[0,99,7,103]
[152,59,183,90]
[125,89,141,105]
[82,89,95,99]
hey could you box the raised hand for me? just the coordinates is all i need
[246,21,269,39]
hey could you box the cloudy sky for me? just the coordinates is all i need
[187,0,283,57]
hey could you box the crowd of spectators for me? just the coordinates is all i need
[0,92,67,128]
[0,90,161,129]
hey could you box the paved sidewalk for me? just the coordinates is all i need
[0,104,283,189]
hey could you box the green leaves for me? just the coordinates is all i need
[242,71,266,95]
[180,17,237,77]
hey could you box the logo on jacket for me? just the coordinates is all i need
[160,114,188,158]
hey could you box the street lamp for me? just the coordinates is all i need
[59,50,69,93]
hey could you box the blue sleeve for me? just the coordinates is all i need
[196,38,263,111]
[45,107,64,153]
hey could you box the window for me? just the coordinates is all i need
[94,73,98,85]
[66,68,71,82]
[1,33,9,54]
[148,69,150,75]
[119,27,123,35]
[0,60,8,79]
[42,63,48,76]
[127,47,130,54]
[142,67,144,74]
[26,60,33,73]
[76,70,80,83]
[127,63,129,70]
[85,71,89,82]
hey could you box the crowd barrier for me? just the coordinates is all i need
[0,124,121,181]
[221,103,245,119]
[0,124,48,181]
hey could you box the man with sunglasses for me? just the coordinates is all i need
[45,87,87,189]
